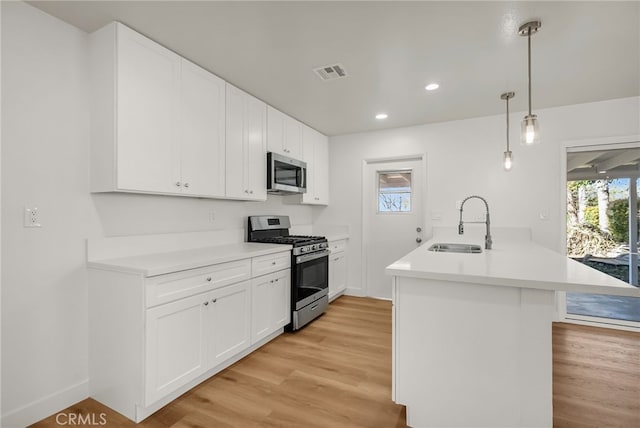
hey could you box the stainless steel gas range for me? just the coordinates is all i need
[248,215,329,330]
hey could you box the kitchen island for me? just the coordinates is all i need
[386,229,640,428]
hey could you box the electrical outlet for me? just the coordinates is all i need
[208,210,216,223]
[24,207,42,228]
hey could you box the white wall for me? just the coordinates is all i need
[0,2,313,426]
[315,97,640,294]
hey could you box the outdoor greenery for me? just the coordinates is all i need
[566,179,637,257]
[608,199,640,243]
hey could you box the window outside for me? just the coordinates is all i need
[378,171,412,213]
[566,177,640,322]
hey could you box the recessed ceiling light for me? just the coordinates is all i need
[425,83,440,91]
[375,113,388,120]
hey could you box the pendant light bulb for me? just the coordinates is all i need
[503,151,513,171]
[500,91,515,172]
[519,20,541,146]
[522,114,539,145]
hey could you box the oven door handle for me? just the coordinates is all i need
[296,249,330,264]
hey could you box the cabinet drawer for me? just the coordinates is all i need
[329,239,347,253]
[252,251,291,277]
[146,259,251,307]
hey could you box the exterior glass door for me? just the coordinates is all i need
[566,148,640,325]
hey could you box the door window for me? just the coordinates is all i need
[378,171,412,213]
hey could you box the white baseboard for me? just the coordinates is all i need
[1,380,89,428]
[345,287,365,297]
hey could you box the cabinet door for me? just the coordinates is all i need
[301,127,329,205]
[245,94,267,200]
[145,293,208,405]
[272,270,291,329]
[116,24,180,194]
[314,133,330,205]
[283,115,302,159]
[252,271,291,344]
[329,252,347,299]
[266,106,284,155]
[179,59,226,197]
[301,125,316,204]
[225,84,246,199]
[208,281,251,367]
[225,85,266,201]
[251,274,273,343]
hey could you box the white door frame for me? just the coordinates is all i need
[361,154,428,298]
[559,134,640,331]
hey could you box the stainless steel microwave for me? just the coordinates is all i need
[267,152,307,194]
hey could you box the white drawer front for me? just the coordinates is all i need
[146,259,251,307]
[251,251,291,277]
[329,239,347,253]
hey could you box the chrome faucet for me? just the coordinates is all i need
[458,195,492,250]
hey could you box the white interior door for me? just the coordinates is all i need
[364,157,425,299]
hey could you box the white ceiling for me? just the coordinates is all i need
[28,1,640,136]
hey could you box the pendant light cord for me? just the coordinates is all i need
[527,28,532,116]
[506,96,510,151]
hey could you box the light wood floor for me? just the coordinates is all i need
[31,297,639,427]
[552,322,640,428]
[32,296,405,428]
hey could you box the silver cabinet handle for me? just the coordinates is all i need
[206,277,212,282]
[416,237,422,243]
[176,182,181,187]
[245,190,249,194]
[334,258,339,261]
[270,280,274,283]
[275,278,279,282]
[249,190,254,194]
[271,261,276,265]
[184,182,189,188]
[212,298,217,303]
[416,227,422,232]
[203,301,209,306]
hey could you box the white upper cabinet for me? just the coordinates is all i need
[225,84,267,201]
[90,22,226,198]
[267,106,302,159]
[179,59,226,197]
[301,125,329,205]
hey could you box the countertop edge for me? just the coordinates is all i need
[87,244,292,277]
[385,267,640,298]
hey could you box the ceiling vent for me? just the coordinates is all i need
[313,63,349,81]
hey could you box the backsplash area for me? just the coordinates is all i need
[91,192,315,238]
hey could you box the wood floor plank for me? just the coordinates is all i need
[30,298,639,427]
[552,322,640,428]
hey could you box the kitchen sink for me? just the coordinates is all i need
[427,243,483,254]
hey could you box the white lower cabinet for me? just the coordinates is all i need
[207,281,251,366]
[328,239,348,300]
[145,292,208,405]
[88,249,290,422]
[145,281,250,406]
[251,269,291,344]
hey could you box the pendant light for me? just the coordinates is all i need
[501,92,515,171]
[519,20,542,145]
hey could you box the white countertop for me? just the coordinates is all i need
[325,233,350,242]
[386,236,640,297]
[87,243,291,277]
